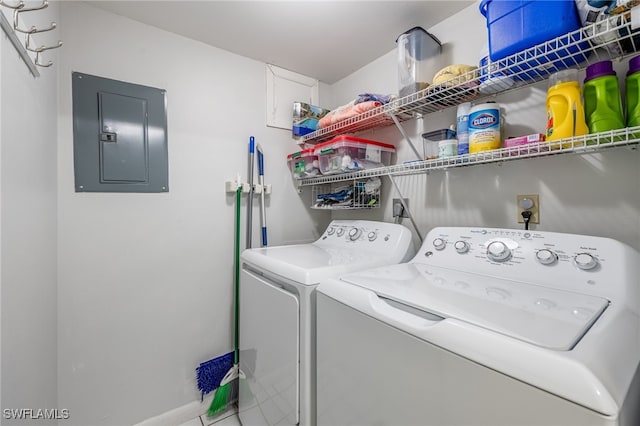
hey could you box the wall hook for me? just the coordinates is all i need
[13,1,54,34]
[0,0,24,10]
[25,34,61,52]
[0,0,60,76]
[17,0,46,11]
[35,50,52,67]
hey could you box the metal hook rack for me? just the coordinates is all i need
[0,0,62,77]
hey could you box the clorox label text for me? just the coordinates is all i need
[471,113,497,128]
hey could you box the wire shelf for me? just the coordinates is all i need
[301,13,640,145]
[310,178,382,209]
[297,127,640,186]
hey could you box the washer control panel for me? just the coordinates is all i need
[417,227,638,299]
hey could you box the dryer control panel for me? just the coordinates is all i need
[414,227,639,300]
[317,220,415,261]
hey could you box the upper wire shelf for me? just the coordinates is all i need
[297,127,640,186]
[301,12,640,145]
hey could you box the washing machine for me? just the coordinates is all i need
[316,227,640,426]
[237,219,415,426]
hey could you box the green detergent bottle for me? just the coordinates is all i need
[583,60,624,137]
[626,55,640,128]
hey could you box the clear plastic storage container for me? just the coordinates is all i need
[422,129,456,159]
[287,148,321,179]
[396,27,442,97]
[314,136,395,175]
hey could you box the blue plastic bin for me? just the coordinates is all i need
[480,0,589,79]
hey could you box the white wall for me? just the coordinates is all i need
[327,2,640,252]
[56,3,324,425]
[1,3,59,425]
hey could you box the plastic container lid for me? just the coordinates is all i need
[287,148,316,160]
[627,55,640,76]
[313,135,396,153]
[422,129,456,141]
[585,60,616,83]
[395,26,442,58]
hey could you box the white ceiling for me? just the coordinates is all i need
[88,1,474,84]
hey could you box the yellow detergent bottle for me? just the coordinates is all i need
[545,69,589,148]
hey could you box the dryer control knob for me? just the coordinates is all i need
[536,249,558,265]
[367,231,377,242]
[326,226,335,236]
[348,227,362,241]
[454,241,469,254]
[574,253,598,270]
[336,228,345,237]
[487,241,511,262]
[432,238,446,251]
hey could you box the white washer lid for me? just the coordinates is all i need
[242,244,387,286]
[340,263,609,350]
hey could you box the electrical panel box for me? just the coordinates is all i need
[72,72,168,192]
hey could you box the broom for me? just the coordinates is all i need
[208,184,242,416]
[196,351,233,400]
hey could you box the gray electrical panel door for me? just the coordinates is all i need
[72,72,168,192]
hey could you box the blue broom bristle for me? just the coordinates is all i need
[196,352,234,396]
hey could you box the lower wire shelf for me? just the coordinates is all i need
[311,178,382,210]
[298,126,640,187]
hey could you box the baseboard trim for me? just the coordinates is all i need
[134,394,223,426]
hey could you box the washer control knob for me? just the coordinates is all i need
[574,253,598,270]
[487,241,511,262]
[367,231,377,242]
[348,227,362,241]
[432,238,446,251]
[536,249,558,265]
[454,240,469,254]
[326,226,335,236]
[336,228,345,237]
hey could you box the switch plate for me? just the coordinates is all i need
[517,194,539,224]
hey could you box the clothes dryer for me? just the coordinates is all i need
[238,220,414,426]
[316,227,640,426]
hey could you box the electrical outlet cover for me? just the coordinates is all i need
[393,198,410,218]
[517,194,539,224]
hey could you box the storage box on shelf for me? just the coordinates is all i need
[422,128,457,160]
[503,133,546,156]
[480,0,589,80]
[287,148,320,179]
[311,178,382,210]
[314,135,395,175]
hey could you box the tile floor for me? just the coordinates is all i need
[178,410,240,426]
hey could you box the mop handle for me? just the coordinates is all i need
[257,145,267,247]
[234,186,241,364]
[246,137,255,249]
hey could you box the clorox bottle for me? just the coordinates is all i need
[545,69,589,145]
[469,101,502,153]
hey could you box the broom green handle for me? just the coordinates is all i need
[234,185,241,365]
